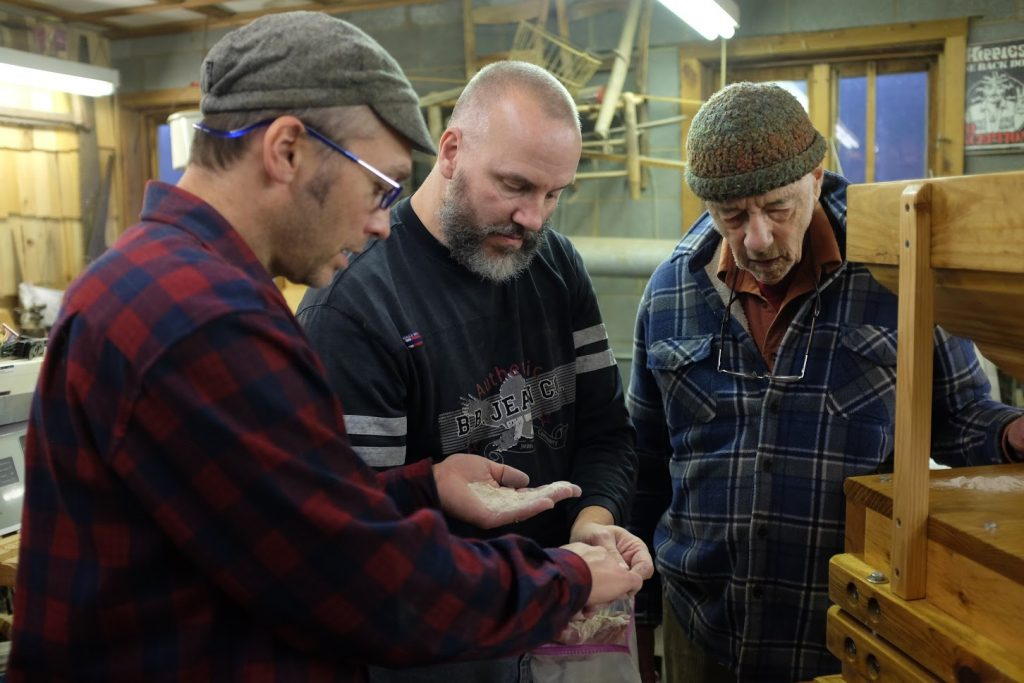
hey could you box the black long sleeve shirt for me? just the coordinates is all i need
[298,198,636,547]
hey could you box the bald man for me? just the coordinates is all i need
[298,61,652,682]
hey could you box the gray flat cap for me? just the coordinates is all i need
[200,11,435,154]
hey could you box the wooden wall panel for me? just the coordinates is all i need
[13,152,35,215]
[57,152,80,219]
[0,125,31,151]
[61,219,83,286]
[99,148,121,247]
[0,20,113,307]
[0,154,17,219]
[0,222,16,296]
[94,96,117,150]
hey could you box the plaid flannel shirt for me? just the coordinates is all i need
[627,172,1023,681]
[10,182,590,682]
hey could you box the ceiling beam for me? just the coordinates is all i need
[0,0,121,30]
[78,0,233,21]
[107,0,438,39]
[193,5,235,19]
[118,84,201,110]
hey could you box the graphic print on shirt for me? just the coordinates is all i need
[439,362,575,462]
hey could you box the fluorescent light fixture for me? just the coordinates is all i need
[0,46,119,97]
[658,0,739,40]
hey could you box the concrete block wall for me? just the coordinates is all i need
[109,0,1024,387]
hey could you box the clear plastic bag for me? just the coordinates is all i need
[530,597,641,683]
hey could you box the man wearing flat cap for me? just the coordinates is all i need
[9,12,643,680]
[627,82,1024,682]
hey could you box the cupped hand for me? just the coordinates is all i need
[433,453,581,528]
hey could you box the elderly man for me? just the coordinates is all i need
[628,82,1024,682]
[298,61,652,682]
[9,14,644,681]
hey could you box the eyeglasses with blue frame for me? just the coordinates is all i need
[193,118,403,210]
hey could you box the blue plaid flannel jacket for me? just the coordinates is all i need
[627,172,1024,681]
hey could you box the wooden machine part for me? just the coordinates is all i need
[825,171,1024,682]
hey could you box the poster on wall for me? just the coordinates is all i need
[965,39,1024,153]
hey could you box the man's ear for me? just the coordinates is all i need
[260,116,306,185]
[437,127,462,180]
[811,164,825,199]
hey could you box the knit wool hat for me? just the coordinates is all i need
[685,82,826,202]
[200,11,435,155]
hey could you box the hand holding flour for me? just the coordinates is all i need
[433,453,581,529]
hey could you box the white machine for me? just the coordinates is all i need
[0,357,42,535]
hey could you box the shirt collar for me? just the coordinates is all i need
[139,181,272,285]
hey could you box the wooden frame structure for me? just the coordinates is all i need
[823,170,1024,681]
[115,86,201,238]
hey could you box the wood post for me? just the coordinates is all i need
[623,92,641,200]
[594,0,642,138]
[891,182,933,600]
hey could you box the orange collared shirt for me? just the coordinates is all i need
[717,204,842,371]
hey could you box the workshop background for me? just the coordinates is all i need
[1,0,1022,406]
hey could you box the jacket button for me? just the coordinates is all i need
[751,584,763,599]
[757,524,769,538]
[762,457,773,472]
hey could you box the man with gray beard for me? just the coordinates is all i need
[438,172,549,282]
[298,61,650,682]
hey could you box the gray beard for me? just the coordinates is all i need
[438,181,548,283]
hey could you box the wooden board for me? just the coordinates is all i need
[846,464,1024,583]
[94,95,117,150]
[35,150,60,218]
[30,128,76,153]
[891,183,932,599]
[0,220,17,297]
[846,465,1024,656]
[863,264,1024,379]
[61,219,83,287]
[677,18,966,61]
[847,172,1024,273]
[826,605,938,682]
[470,0,545,24]
[0,153,17,219]
[830,553,1022,681]
[12,217,65,287]
[846,171,1024,379]
[57,151,80,219]
[0,532,18,588]
[0,126,32,151]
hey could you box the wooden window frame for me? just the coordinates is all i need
[115,86,200,231]
[677,18,968,227]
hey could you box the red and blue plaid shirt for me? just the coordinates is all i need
[10,182,590,681]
